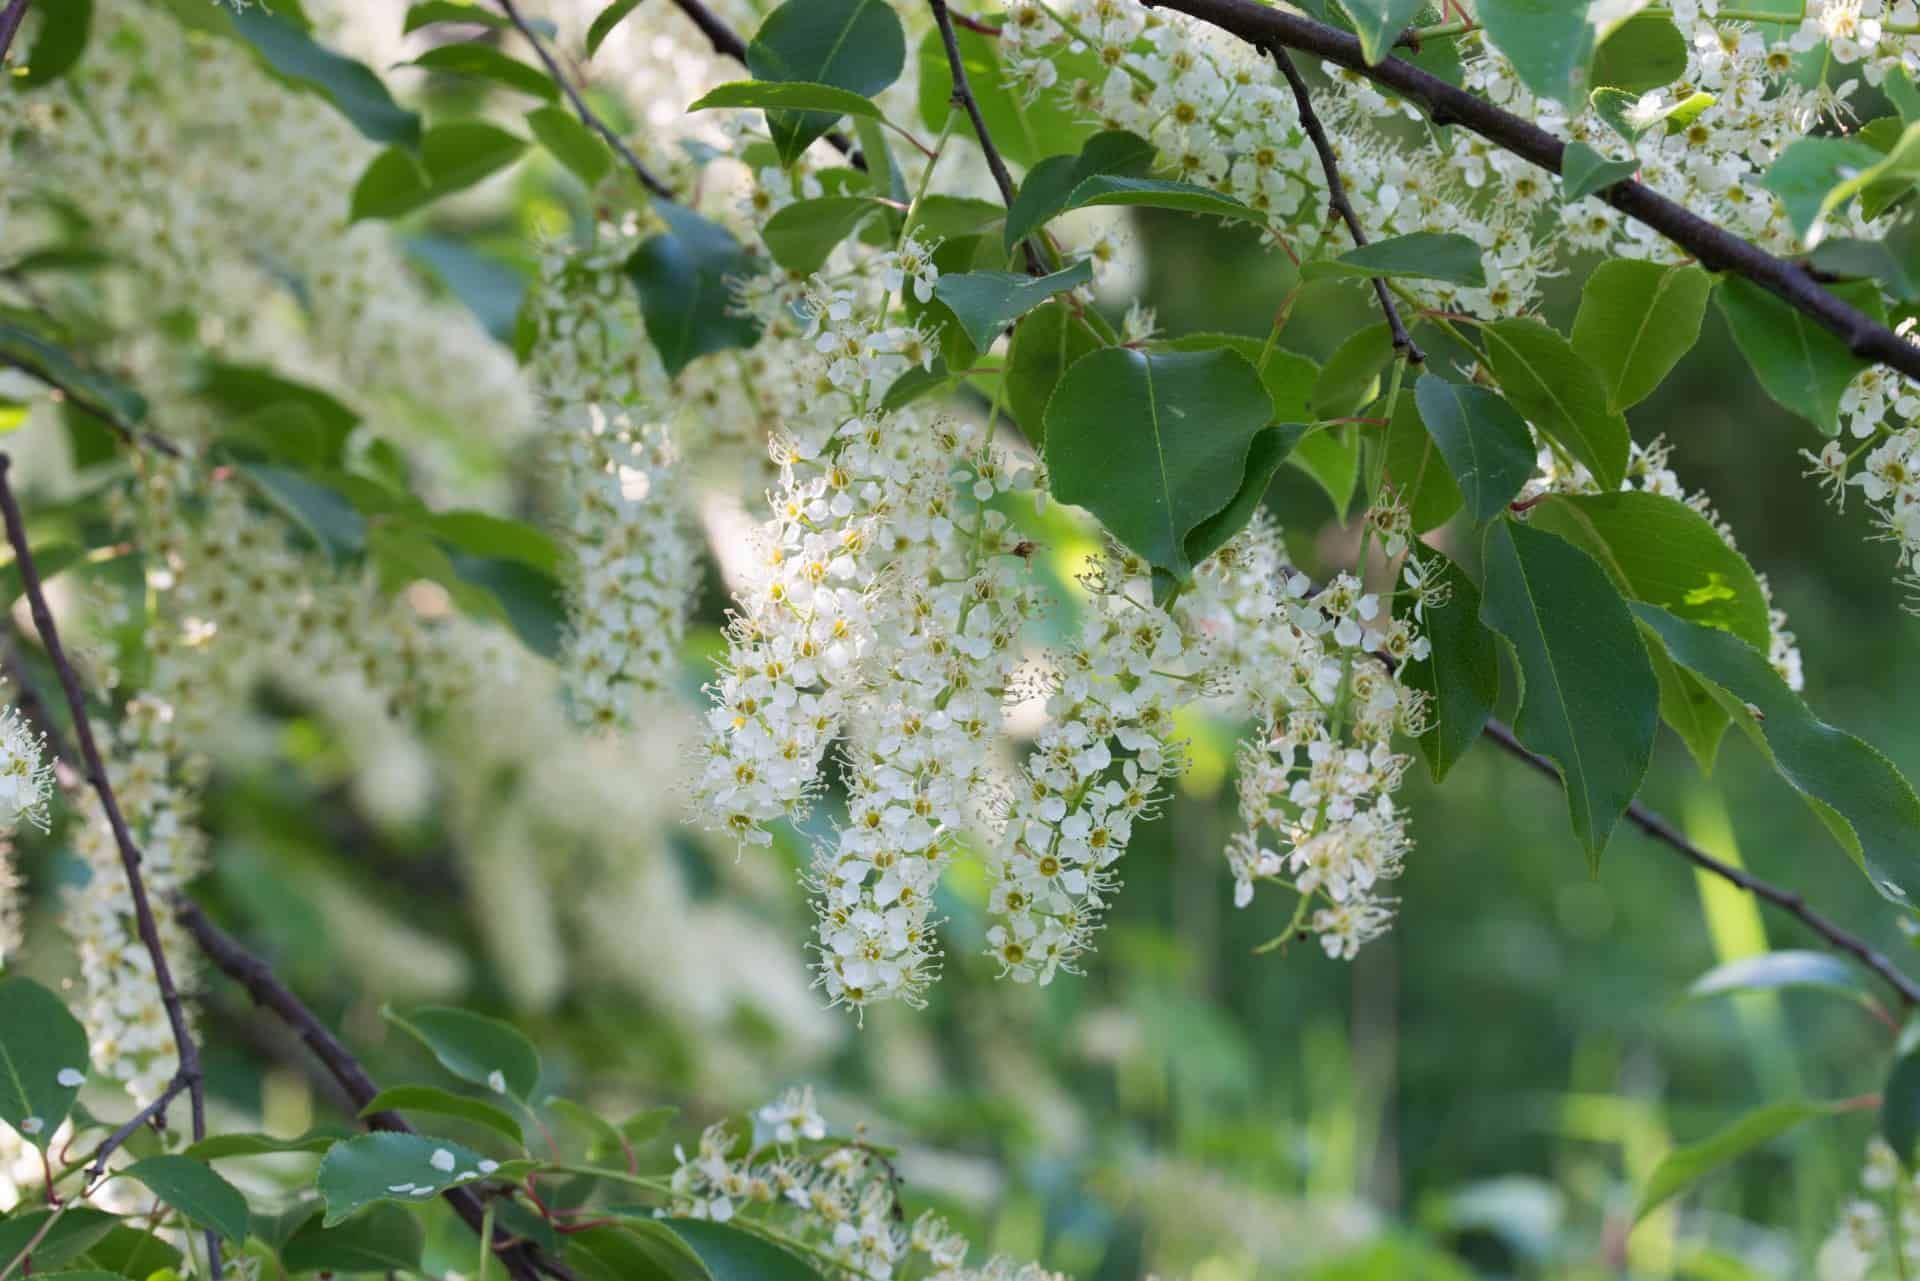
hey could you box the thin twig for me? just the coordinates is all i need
[1138,0,1920,382]
[175,899,570,1281]
[0,455,220,1279]
[494,0,673,199]
[0,0,28,64]
[1481,719,1920,1009]
[0,358,183,458]
[87,1073,192,1181]
[928,0,1046,276]
[1269,46,1422,364]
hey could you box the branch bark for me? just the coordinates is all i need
[0,0,29,65]
[928,0,1048,276]
[0,455,219,1278]
[1137,0,1920,381]
[1481,719,1920,1009]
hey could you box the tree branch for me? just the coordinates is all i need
[175,899,570,1281]
[661,0,863,166]
[0,0,28,64]
[495,0,674,199]
[0,357,183,458]
[1137,0,1920,382]
[1480,719,1920,1009]
[928,0,1047,277]
[1269,47,1422,364]
[0,455,219,1278]
[87,1074,192,1182]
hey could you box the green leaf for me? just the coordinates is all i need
[444,553,569,659]
[0,322,147,428]
[423,511,563,575]
[315,1133,495,1225]
[1382,385,1463,532]
[359,1086,526,1146]
[1716,275,1882,434]
[1889,1040,1920,1166]
[933,260,1093,351]
[586,0,645,55]
[185,1131,347,1159]
[282,1202,425,1275]
[1569,259,1711,412]
[0,1211,115,1273]
[1336,0,1423,64]
[231,6,421,148]
[1634,604,1920,904]
[626,201,764,376]
[383,1005,541,1099]
[1302,232,1486,287]
[1310,322,1393,420]
[404,2,520,31]
[762,196,887,275]
[914,25,1098,170]
[527,106,611,188]
[1003,130,1157,252]
[0,977,90,1149]
[1590,13,1687,94]
[350,123,529,221]
[690,80,886,123]
[121,1156,252,1242]
[1402,552,1499,782]
[1592,86,1716,142]
[747,0,906,167]
[1809,221,1920,302]
[1761,136,1894,244]
[1474,0,1595,104]
[1479,518,1658,865]
[1291,429,1364,520]
[909,194,1008,239]
[1689,951,1877,1007]
[1004,302,1102,444]
[15,0,91,88]
[1411,375,1534,522]
[652,1218,822,1281]
[1185,423,1309,568]
[411,42,557,100]
[1638,1101,1845,1219]
[237,464,367,561]
[1481,317,1630,490]
[1043,346,1276,578]
[1054,174,1261,227]
[80,1224,184,1278]
[1559,141,1637,203]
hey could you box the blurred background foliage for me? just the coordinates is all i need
[9,47,1920,1281]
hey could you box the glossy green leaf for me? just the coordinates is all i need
[1570,259,1711,412]
[1591,85,1716,142]
[1291,428,1364,520]
[0,322,147,428]
[1336,0,1423,64]
[762,196,888,275]
[231,6,421,148]
[1003,130,1157,252]
[1481,317,1630,489]
[121,1156,252,1242]
[1412,375,1535,522]
[1056,174,1262,227]
[423,511,563,575]
[1762,135,1895,244]
[914,25,1099,170]
[1185,424,1310,568]
[1382,385,1463,532]
[1303,232,1486,287]
[909,194,1008,240]
[1474,0,1595,104]
[1689,951,1877,1007]
[0,1211,115,1273]
[1004,301,1102,444]
[0,977,90,1149]
[411,43,557,99]
[526,106,611,188]
[186,1131,347,1159]
[1590,13,1687,94]
[627,201,764,376]
[1479,518,1658,865]
[586,0,645,55]
[282,1202,425,1275]
[350,123,529,221]
[404,1,513,30]
[747,0,906,166]
[1043,346,1276,578]
[933,260,1093,350]
[1639,1101,1844,1219]
[1716,275,1883,434]
[238,464,367,561]
[315,1133,495,1225]
[1310,322,1393,420]
[653,1218,822,1281]
[1809,221,1920,302]
[1889,1041,1920,1166]
[359,1086,526,1146]
[690,80,885,123]
[1403,551,1499,782]
[1634,604,1920,904]
[383,1005,541,1099]
[1559,141,1637,203]
[15,0,91,88]
[79,1224,184,1278]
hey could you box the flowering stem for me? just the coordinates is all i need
[0,455,221,1279]
[929,0,1049,276]
[495,0,673,199]
[1481,719,1920,1010]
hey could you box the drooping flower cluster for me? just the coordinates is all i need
[668,1086,1067,1281]
[0,695,53,968]
[1816,1135,1920,1281]
[1806,369,1920,612]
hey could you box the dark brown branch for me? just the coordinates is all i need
[495,0,673,199]
[1138,0,1920,383]
[928,0,1047,277]
[87,1074,192,1182]
[0,455,219,1277]
[661,0,863,166]
[1269,47,1422,364]
[0,0,28,64]
[1481,719,1920,1009]
[0,357,183,458]
[175,899,569,1281]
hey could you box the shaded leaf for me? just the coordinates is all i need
[1185,423,1310,568]
[1716,275,1881,434]
[411,43,557,100]
[527,106,612,188]
[690,80,886,123]
[914,25,1098,170]
[1302,232,1486,287]
[186,1131,348,1160]
[1639,1101,1844,1219]
[1412,375,1534,522]
[1570,259,1711,412]
[1481,317,1630,489]
[627,202,764,376]
[237,464,367,561]
[1559,140,1637,202]
[231,6,421,147]
[1403,551,1499,782]
[1004,302,1102,444]
[282,1202,425,1275]
[0,977,90,1149]
[1590,13,1687,94]
[587,0,645,55]
[651,1218,822,1281]
[1310,322,1393,420]
[1003,130,1159,251]
[121,1156,251,1243]
[359,1086,526,1146]
[1055,174,1261,227]
[14,0,91,88]
[1381,387,1463,532]
[933,260,1093,350]
[747,0,906,166]
[383,1005,541,1099]
[1474,0,1595,104]
[1337,0,1423,64]
[762,196,888,275]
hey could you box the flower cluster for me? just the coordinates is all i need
[0,694,53,968]
[1807,369,1920,611]
[669,1086,1068,1281]
[1817,1135,1920,1281]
